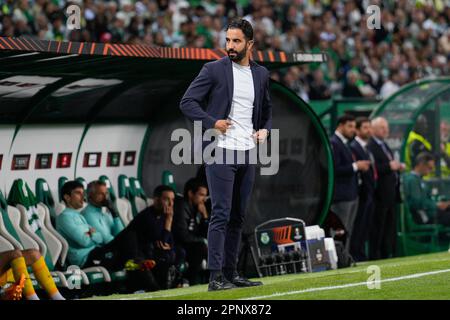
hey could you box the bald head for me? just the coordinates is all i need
[371,117,389,139]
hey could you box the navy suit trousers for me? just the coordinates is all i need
[205,147,256,272]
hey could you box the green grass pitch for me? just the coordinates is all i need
[88,251,450,300]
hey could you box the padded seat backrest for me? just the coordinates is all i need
[129,177,150,213]
[0,234,14,253]
[0,190,22,250]
[8,179,53,268]
[116,198,132,226]
[6,205,40,251]
[35,178,57,224]
[118,175,139,217]
[34,203,63,267]
[161,170,177,192]
[58,176,68,202]
[39,204,69,266]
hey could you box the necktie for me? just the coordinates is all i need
[380,141,400,183]
[366,146,378,181]
[380,141,393,161]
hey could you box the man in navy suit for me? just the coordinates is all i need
[330,114,370,251]
[180,19,271,291]
[349,117,377,261]
[367,117,405,260]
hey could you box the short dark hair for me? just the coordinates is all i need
[337,114,356,126]
[153,185,175,198]
[61,180,84,203]
[355,117,370,129]
[414,152,434,167]
[183,178,208,199]
[225,19,254,41]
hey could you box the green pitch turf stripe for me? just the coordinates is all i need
[241,268,450,300]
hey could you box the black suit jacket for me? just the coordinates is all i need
[350,139,375,198]
[330,134,358,202]
[367,137,401,206]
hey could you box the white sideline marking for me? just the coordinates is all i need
[240,268,450,300]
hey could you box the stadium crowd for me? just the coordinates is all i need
[0,0,449,100]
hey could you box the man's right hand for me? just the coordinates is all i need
[356,160,371,171]
[197,201,209,219]
[214,119,232,134]
[86,227,96,236]
[389,160,401,171]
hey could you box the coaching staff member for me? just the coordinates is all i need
[180,19,271,291]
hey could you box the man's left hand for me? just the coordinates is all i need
[253,129,269,144]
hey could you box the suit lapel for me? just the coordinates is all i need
[250,61,260,108]
[250,60,260,128]
[334,134,352,160]
[223,58,233,107]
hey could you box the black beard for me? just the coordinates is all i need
[227,47,247,62]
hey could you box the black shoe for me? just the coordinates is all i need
[230,275,263,287]
[208,275,237,291]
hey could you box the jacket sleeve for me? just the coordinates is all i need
[332,143,355,177]
[372,149,392,176]
[404,176,437,215]
[58,214,99,248]
[172,206,205,244]
[111,216,124,237]
[179,64,218,130]
[260,70,273,132]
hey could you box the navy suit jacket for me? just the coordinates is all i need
[367,137,401,206]
[179,56,273,138]
[350,139,375,197]
[330,134,358,202]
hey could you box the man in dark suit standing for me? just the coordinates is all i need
[367,117,405,260]
[350,117,377,261]
[330,114,371,251]
[180,19,270,291]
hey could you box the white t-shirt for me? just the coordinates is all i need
[217,62,256,151]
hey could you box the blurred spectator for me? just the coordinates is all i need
[308,68,331,100]
[0,0,448,98]
[342,70,364,98]
[380,71,401,98]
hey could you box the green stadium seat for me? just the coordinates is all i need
[118,175,139,217]
[99,175,132,226]
[1,186,69,288]
[7,180,113,288]
[398,202,442,255]
[161,170,183,198]
[58,176,68,202]
[0,234,15,252]
[129,177,151,213]
[55,176,69,216]
[35,178,57,225]
[161,170,177,192]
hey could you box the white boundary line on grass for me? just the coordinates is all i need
[112,268,450,300]
[240,268,450,300]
